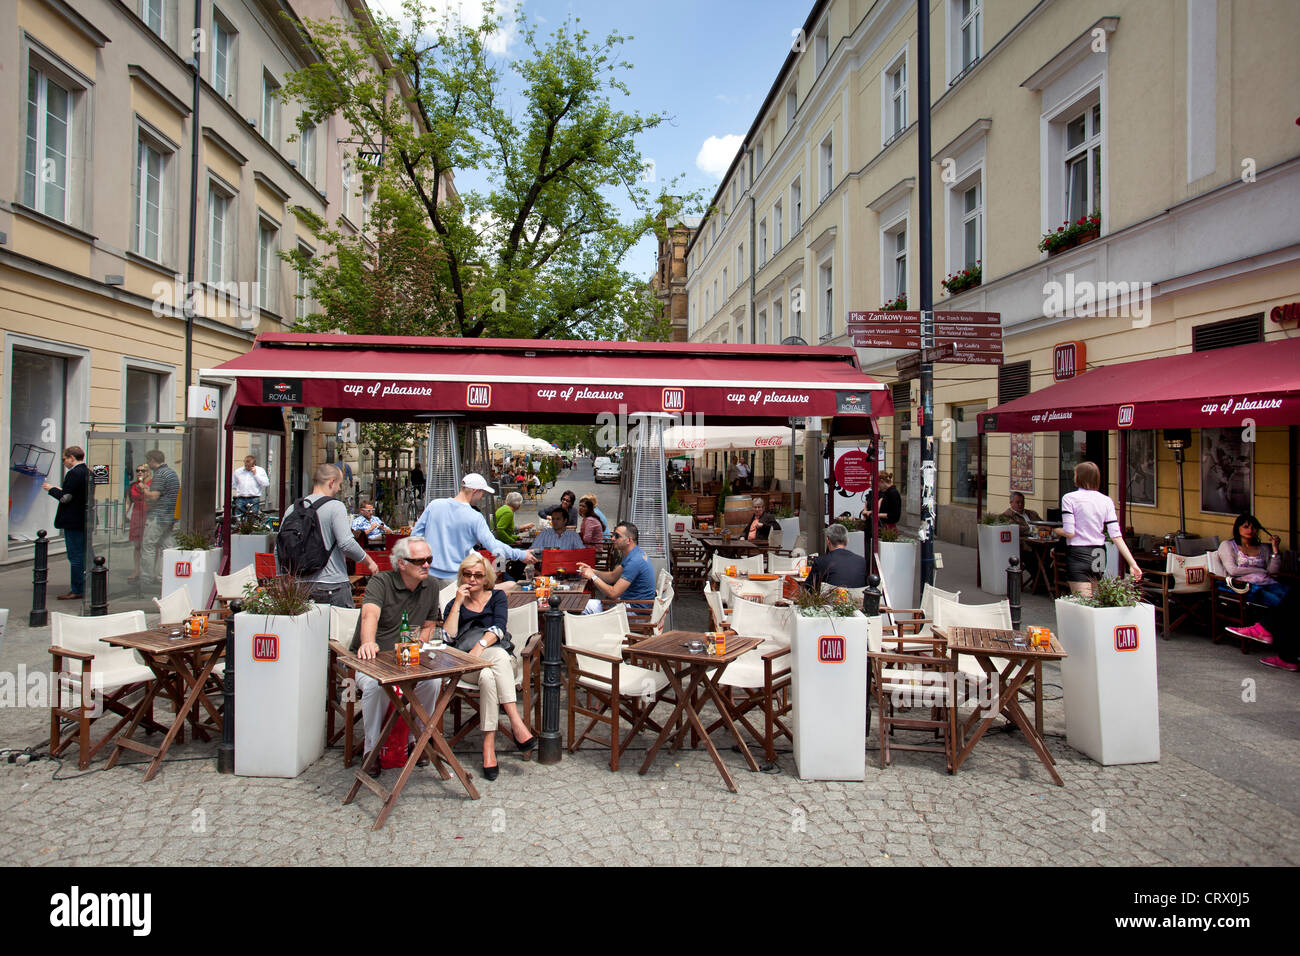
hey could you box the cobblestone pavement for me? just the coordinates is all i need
[2,467,1297,866]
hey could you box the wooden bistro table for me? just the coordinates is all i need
[932,625,1068,787]
[633,630,762,792]
[506,584,589,613]
[104,624,227,781]
[1022,535,1060,596]
[341,645,489,830]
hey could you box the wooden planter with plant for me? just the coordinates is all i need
[978,513,1019,596]
[1054,575,1160,765]
[233,575,331,778]
[789,588,867,781]
[162,531,222,608]
[876,527,919,610]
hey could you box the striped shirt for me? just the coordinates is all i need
[1060,489,1120,546]
[147,465,180,522]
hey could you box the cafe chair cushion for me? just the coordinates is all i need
[1166,552,1213,593]
[330,605,361,652]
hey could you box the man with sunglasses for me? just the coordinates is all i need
[576,521,656,615]
[411,473,537,591]
[353,536,444,776]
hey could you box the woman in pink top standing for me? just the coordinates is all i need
[1056,461,1143,597]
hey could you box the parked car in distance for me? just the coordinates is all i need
[595,460,620,483]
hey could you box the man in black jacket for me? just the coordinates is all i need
[42,446,91,600]
[808,523,867,590]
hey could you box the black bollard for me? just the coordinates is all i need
[538,595,564,765]
[218,599,240,773]
[89,556,109,616]
[1007,556,1022,630]
[863,573,882,616]
[30,529,49,627]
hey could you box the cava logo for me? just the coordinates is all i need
[1114,624,1139,652]
[173,561,192,578]
[50,886,151,936]
[818,635,845,663]
[1185,566,1205,585]
[253,634,279,661]
[1053,341,1084,381]
[466,384,491,408]
[1000,530,1012,543]
[1117,404,1135,427]
[662,387,685,412]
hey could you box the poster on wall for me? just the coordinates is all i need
[828,444,874,519]
[1009,433,1034,494]
[1200,428,1252,515]
[1125,430,1157,508]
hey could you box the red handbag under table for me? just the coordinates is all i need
[379,691,415,769]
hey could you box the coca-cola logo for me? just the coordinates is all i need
[753,436,783,447]
[675,439,707,449]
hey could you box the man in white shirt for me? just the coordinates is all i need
[232,455,270,518]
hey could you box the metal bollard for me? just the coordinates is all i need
[1007,556,1022,631]
[863,573,882,616]
[538,595,564,765]
[90,556,109,616]
[218,599,240,773]
[30,529,49,627]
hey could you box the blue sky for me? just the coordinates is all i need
[370,0,811,274]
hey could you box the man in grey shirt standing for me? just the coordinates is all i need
[282,464,377,607]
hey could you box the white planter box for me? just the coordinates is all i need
[1054,599,1160,765]
[668,515,694,535]
[772,516,800,550]
[162,547,222,610]
[234,605,330,777]
[978,524,1020,596]
[790,611,867,780]
[877,540,918,610]
[230,534,275,577]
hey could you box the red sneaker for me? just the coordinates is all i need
[1260,655,1299,672]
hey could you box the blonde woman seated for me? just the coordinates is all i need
[442,552,536,780]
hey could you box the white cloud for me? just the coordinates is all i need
[696,134,742,179]
[368,0,522,56]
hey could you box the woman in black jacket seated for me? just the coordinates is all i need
[443,552,536,779]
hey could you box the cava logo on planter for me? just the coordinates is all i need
[1114,625,1139,652]
[1000,530,1012,543]
[253,634,279,661]
[262,378,303,404]
[662,387,685,412]
[466,383,492,408]
[1117,404,1135,427]
[818,635,846,663]
[174,561,192,578]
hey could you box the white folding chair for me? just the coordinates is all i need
[715,597,795,763]
[711,553,765,578]
[327,605,363,764]
[154,587,194,625]
[213,564,257,614]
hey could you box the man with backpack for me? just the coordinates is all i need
[278,464,377,607]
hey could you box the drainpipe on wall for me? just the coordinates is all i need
[748,146,756,346]
[183,0,202,393]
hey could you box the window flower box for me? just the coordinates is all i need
[1039,214,1101,256]
[941,262,981,296]
[882,294,908,311]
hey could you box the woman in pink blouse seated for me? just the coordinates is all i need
[1055,461,1143,597]
[576,495,606,547]
[1217,513,1292,662]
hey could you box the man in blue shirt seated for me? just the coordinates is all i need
[530,508,585,555]
[411,473,537,591]
[351,499,392,546]
[576,521,656,614]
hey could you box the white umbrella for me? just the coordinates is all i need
[662,425,803,452]
[487,425,559,455]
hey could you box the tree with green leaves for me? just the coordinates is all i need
[283,0,693,341]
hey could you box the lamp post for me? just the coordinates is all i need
[1163,429,1191,539]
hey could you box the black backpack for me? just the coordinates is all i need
[276,496,333,577]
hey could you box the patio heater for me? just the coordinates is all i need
[628,413,673,618]
[1163,429,1191,539]
[420,415,462,503]
[462,423,495,518]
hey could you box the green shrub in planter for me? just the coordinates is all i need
[174,530,214,551]
[240,576,315,617]
[980,513,1015,525]
[1060,575,1141,608]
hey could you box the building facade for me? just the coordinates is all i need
[686,0,1300,545]
[650,214,700,342]
[0,0,427,563]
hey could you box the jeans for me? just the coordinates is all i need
[1248,582,1289,608]
[357,672,443,755]
[310,582,355,608]
[63,528,86,595]
[234,496,260,518]
[140,518,176,583]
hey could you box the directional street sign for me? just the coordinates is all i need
[933,324,1002,340]
[925,343,1004,365]
[931,310,1002,325]
[847,311,922,325]
[852,333,921,349]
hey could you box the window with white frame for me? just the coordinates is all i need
[712,279,717,312]
[23,63,75,221]
[959,180,982,270]
[261,71,280,146]
[774,201,783,249]
[791,178,802,231]
[785,86,797,128]
[257,217,279,310]
[881,220,907,304]
[212,8,235,101]
[757,308,767,344]
[884,52,907,143]
[820,132,833,200]
[758,219,767,266]
[206,179,235,285]
[736,243,744,279]
[134,133,166,261]
[722,267,728,301]
[736,319,745,344]
[773,299,784,342]
[295,243,313,320]
[340,158,352,220]
[755,140,764,172]
[361,185,374,229]
[1064,101,1102,223]
[689,300,696,336]
[705,288,710,317]
[814,21,829,72]
[299,122,316,184]
[140,0,165,38]
[819,260,834,340]
[949,0,982,82]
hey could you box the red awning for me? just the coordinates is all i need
[201,333,892,424]
[980,339,1300,433]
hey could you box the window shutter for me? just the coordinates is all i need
[998,361,1031,405]
[1192,314,1264,352]
[891,382,911,411]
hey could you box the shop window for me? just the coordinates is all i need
[950,402,986,505]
